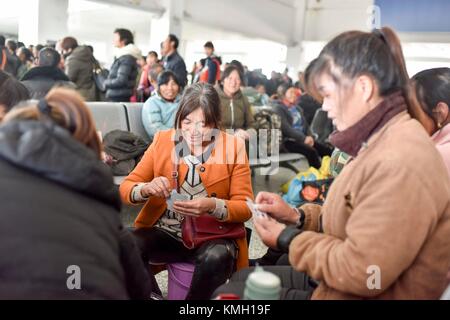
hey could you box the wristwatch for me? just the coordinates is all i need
[277,226,302,253]
[293,207,306,230]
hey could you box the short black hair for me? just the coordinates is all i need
[17,42,25,48]
[157,70,181,88]
[204,41,214,49]
[0,70,30,113]
[0,35,5,46]
[168,34,179,49]
[114,28,134,45]
[38,47,61,67]
[221,64,243,83]
[175,83,221,129]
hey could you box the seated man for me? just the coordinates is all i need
[21,47,74,99]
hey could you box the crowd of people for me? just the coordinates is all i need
[1,26,450,300]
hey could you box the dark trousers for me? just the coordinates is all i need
[132,227,238,300]
[213,266,316,300]
[284,140,333,169]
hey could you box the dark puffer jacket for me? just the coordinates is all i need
[21,66,75,99]
[65,46,96,101]
[0,120,151,299]
[104,55,138,102]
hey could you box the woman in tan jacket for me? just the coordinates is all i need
[120,83,253,300]
[214,27,450,300]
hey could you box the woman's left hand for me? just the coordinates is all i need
[173,198,216,217]
[253,214,286,249]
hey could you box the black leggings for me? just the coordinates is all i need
[284,140,333,169]
[132,227,238,300]
[213,266,316,300]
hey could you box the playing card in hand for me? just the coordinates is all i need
[166,190,190,211]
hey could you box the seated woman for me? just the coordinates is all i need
[120,82,253,300]
[412,67,450,283]
[141,70,181,139]
[0,88,151,299]
[214,27,450,300]
[412,68,450,175]
[215,65,255,141]
[273,85,332,168]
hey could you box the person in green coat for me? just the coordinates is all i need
[215,64,255,141]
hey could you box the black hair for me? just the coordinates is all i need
[175,83,221,129]
[304,27,421,120]
[221,64,243,83]
[6,40,17,52]
[18,47,33,62]
[204,41,214,49]
[0,35,5,46]
[38,47,61,67]
[412,68,450,117]
[157,70,181,88]
[0,70,30,113]
[168,34,179,49]
[114,28,134,45]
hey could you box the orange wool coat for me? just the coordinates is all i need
[119,129,254,270]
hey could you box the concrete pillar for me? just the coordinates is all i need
[149,0,185,57]
[18,0,68,46]
[285,0,307,76]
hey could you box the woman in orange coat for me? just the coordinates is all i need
[120,82,253,300]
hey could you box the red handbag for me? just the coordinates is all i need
[171,156,246,249]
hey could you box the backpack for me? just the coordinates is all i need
[103,130,150,175]
[252,107,282,156]
[282,157,333,207]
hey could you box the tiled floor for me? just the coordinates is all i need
[120,158,309,298]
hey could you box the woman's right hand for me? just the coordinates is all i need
[255,192,299,224]
[141,176,172,198]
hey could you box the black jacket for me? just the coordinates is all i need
[104,54,137,101]
[272,101,313,143]
[21,66,75,99]
[163,51,187,88]
[298,94,322,126]
[0,120,151,299]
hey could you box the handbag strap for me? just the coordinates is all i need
[172,142,179,192]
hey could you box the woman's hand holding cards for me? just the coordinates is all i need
[172,197,216,217]
[141,176,172,198]
[255,192,300,224]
